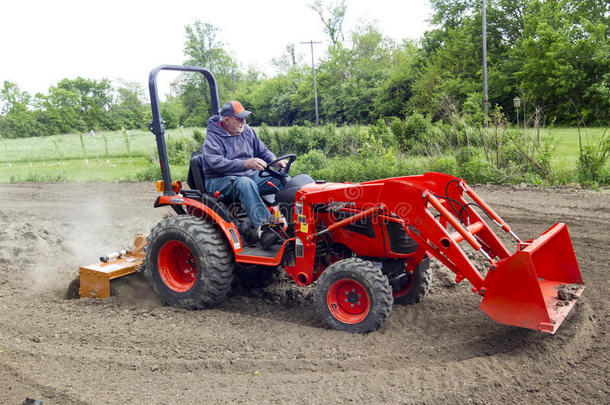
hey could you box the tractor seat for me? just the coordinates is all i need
[187,152,276,206]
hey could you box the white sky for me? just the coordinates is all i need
[1,0,432,99]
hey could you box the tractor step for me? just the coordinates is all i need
[239,244,282,258]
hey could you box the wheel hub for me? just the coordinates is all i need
[346,290,360,304]
[158,240,197,292]
[327,279,370,324]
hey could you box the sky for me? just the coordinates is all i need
[1,0,432,99]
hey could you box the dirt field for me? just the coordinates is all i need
[0,183,608,404]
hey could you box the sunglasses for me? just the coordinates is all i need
[231,115,246,123]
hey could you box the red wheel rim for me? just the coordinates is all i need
[393,263,414,298]
[326,279,370,324]
[158,240,197,292]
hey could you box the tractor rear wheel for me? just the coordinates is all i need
[144,215,234,309]
[315,257,393,333]
[386,255,431,306]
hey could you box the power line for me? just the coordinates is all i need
[301,40,322,126]
[482,0,489,126]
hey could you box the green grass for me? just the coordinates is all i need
[0,126,605,184]
[541,126,607,168]
[0,127,204,164]
[1,157,150,182]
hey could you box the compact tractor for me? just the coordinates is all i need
[76,65,584,334]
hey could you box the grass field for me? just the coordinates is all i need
[542,126,607,169]
[0,126,606,183]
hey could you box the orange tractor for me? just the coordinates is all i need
[77,65,584,334]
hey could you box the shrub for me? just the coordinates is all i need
[577,138,609,186]
[135,165,162,182]
[192,129,205,144]
[389,117,407,147]
[166,136,200,166]
[394,113,432,152]
[292,150,328,176]
[10,172,67,183]
[455,146,502,184]
[369,118,397,150]
[429,155,457,175]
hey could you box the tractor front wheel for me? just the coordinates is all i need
[314,258,393,333]
[386,255,431,306]
[144,215,234,309]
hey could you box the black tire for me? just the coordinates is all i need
[386,255,431,306]
[234,264,280,289]
[314,257,393,333]
[144,215,234,309]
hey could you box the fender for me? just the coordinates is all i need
[155,195,243,253]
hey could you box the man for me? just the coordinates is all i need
[202,100,284,249]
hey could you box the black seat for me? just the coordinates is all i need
[187,152,207,193]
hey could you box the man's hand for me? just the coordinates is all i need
[244,158,267,171]
[274,159,287,169]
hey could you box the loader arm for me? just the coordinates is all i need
[294,173,584,333]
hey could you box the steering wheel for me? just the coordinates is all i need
[260,154,296,181]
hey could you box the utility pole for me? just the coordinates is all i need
[482,0,489,126]
[301,40,322,125]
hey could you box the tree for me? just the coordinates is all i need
[35,87,86,134]
[271,44,303,74]
[0,81,40,138]
[109,81,147,129]
[309,0,347,48]
[375,41,420,118]
[181,20,238,123]
[512,0,610,123]
[0,81,31,114]
[55,77,114,130]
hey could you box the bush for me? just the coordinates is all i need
[292,150,328,176]
[165,136,200,166]
[429,155,457,175]
[369,118,397,150]
[392,113,432,152]
[9,172,67,183]
[135,165,162,182]
[455,146,502,184]
[578,139,609,186]
[192,129,205,144]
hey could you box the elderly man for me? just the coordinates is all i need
[202,100,284,248]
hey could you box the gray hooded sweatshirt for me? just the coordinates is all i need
[202,115,276,178]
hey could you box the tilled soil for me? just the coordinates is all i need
[0,183,607,404]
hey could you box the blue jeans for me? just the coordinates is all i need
[205,173,282,229]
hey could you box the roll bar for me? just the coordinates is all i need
[148,65,220,195]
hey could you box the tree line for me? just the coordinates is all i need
[1,0,608,139]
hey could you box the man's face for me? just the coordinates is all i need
[222,115,245,135]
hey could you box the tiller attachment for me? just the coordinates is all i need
[78,235,147,298]
[480,223,584,333]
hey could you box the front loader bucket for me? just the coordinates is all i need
[480,223,584,333]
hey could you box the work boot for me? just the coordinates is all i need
[257,222,281,250]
